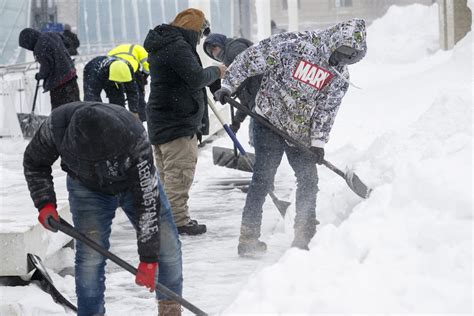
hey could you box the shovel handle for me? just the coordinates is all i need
[49,218,208,316]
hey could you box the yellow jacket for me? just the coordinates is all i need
[108,44,149,74]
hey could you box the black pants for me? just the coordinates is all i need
[50,78,80,110]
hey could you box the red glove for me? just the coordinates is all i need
[135,262,158,292]
[38,203,59,232]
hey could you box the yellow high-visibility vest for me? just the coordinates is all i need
[108,44,149,74]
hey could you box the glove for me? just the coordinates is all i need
[214,87,231,104]
[309,146,325,165]
[135,262,158,292]
[38,203,59,232]
[229,120,241,134]
[34,73,43,81]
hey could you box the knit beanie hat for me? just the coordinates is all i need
[171,8,205,32]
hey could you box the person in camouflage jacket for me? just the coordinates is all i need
[214,18,367,255]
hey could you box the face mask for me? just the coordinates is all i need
[329,45,363,66]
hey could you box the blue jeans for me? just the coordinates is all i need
[241,121,319,239]
[67,176,182,316]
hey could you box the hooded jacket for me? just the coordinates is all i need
[23,102,160,262]
[83,56,139,113]
[144,23,220,145]
[19,28,76,92]
[204,35,263,124]
[221,19,367,147]
[63,29,80,56]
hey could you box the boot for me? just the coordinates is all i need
[290,238,310,250]
[177,219,206,235]
[291,220,319,251]
[238,239,267,256]
[238,224,267,256]
[158,300,182,316]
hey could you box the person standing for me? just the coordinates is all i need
[108,44,150,121]
[19,28,80,110]
[214,19,368,255]
[203,33,262,139]
[144,8,226,235]
[83,56,140,117]
[62,24,80,56]
[23,101,183,316]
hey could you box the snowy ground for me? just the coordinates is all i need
[1,2,473,315]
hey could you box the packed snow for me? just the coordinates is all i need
[0,2,472,315]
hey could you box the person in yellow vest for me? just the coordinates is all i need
[108,44,149,121]
[83,56,139,117]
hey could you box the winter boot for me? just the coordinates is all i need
[158,300,182,316]
[238,224,266,256]
[238,239,267,256]
[291,220,319,250]
[177,219,206,235]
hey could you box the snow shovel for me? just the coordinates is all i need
[208,99,290,217]
[27,254,78,312]
[224,96,372,199]
[48,217,208,316]
[17,80,47,138]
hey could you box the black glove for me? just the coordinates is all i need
[214,87,231,104]
[309,146,325,165]
[34,73,43,81]
[229,120,241,134]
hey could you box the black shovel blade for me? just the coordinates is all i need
[27,254,78,312]
[345,170,372,199]
[212,146,255,173]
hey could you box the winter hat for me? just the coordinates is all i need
[109,60,132,82]
[64,24,72,32]
[171,8,206,32]
[19,28,41,51]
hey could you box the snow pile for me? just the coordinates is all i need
[224,4,472,315]
[365,4,439,64]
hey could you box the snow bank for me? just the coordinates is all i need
[365,4,439,64]
[225,4,472,314]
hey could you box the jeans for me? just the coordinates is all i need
[67,176,182,316]
[241,121,319,240]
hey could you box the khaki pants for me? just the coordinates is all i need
[154,135,198,227]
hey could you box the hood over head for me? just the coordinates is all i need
[203,33,227,60]
[19,28,41,51]
[64,103,137,160]
[320,18,367,64]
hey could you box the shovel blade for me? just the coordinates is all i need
[345,170,372,199]
[17,113,47,138]
[212,146,255,173]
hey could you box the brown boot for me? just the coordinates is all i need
[158,300,182,316]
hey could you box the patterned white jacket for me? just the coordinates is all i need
[221,18,367,147]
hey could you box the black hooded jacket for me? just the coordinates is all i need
[19,28,76,92]
[63,30,80,56]
[144,24,221,145]
[204,37,263,124]
[23,102,160,262]
[83,56,139,113]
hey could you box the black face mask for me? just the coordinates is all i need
[329,45,363,66]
